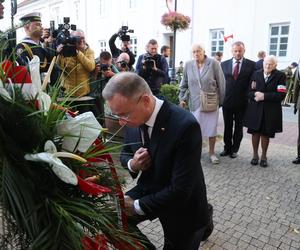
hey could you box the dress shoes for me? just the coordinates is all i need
[292,157,300,164]
[260,159,268,167]
[230,152,238,158]
[220,150,230,157]
[250,158,259,165]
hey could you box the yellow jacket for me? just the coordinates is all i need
[59,46,95,97]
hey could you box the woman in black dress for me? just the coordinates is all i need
[244,55,286,167]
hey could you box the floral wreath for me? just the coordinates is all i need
[0,52,145,248]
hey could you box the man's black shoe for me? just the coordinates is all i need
[292,157,300,164]
[260,159,268,167]
[230,152,238,158]
[250,158,259,165]
[220,150,230,156]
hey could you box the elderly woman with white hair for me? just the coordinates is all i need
[179,44,226,164]
[244,55,286,167]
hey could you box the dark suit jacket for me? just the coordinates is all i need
[120,101,209,233]
[221,58,256,109]
[255,59,264,70]
[244,69,286,133]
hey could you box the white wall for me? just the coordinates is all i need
[2,0,300,70]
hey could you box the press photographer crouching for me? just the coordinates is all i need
[109,26,135,70]
[136,39,169,96]
[89,51,119,125]
[57,29,96,114]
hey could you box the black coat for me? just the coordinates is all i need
[120,101,209,245]
[244,69,286,134]
[221,58,256,109]
[16,39,51,73]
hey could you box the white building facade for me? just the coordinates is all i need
[3,0,300,69]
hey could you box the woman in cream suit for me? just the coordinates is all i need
[179,44,225,164]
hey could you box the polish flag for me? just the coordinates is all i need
[277,85,287,93]
[224,34,234,42]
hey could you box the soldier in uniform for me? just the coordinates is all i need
[292,62,300,164]
[16,12,51,75]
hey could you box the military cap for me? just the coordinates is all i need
[20,12,41,23]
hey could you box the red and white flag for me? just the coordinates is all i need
[224,34,234,42]
[277,85,287,93]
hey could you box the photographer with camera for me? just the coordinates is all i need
[115,52,131,72]
[57,29,95,113]
[136,39,169,96]
[16,12,52,75]
[89,51,119,124]
[108,26,135,70]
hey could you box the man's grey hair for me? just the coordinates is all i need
[232,41,245,48]
[264,55,278,66]
[102,72,152,101]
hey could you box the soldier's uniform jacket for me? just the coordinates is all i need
[16,37,51,73]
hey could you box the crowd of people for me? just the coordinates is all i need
[1,7,300,249]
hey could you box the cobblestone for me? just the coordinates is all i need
[123,107,300,249]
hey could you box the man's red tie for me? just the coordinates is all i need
[233,60,240,80]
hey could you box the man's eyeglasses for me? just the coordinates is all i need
[107,94,144,122]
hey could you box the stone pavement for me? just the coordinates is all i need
[124,105,300,249]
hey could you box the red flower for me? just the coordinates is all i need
[82,235,109,250]
[161,11,191,31]
[77,176,111,195]
[1,60,32,83]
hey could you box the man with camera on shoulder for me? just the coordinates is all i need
[109,26,135,70]
[57,29,95,113]
[136,39,169,96]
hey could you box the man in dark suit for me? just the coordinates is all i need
[102,72,212,249]
[221,41,256,158]
[292,63,300,164]
[255,50,266,70]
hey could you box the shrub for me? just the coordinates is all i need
[160,84,179,104]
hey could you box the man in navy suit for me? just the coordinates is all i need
[220,41,256,158]
[102,72,212,249]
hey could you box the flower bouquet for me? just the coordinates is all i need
[0,55,144,249]
[161,11,191,31]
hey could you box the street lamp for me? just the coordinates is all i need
[170,0,177,84]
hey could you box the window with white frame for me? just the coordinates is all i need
[99,0,106,16]
[130,37,138,56]
[74,1,80,21]
[99,40,107,52]
[210,29,224,57]
[269,23,289,57]
[52,6,60,25]
[129,0,137,8]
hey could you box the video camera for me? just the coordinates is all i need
[118,26,134,42]
[50,17,80,57]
